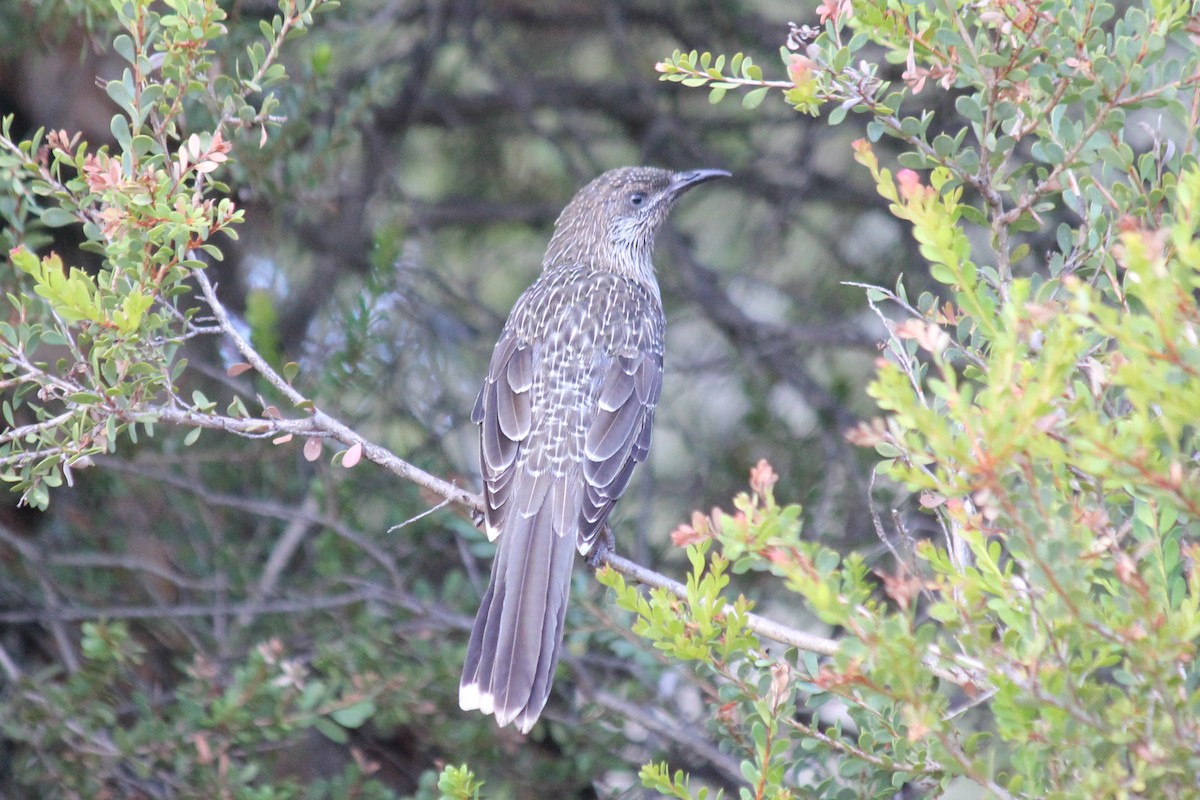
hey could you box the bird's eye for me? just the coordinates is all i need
[628,191,646,207]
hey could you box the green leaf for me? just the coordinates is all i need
[39,207,77,228]
[312,717,348,744]
[113,34,135,64]
[110,115,132,150]
[105,74,136,117]
[743,87,769,110]
[954,94,983,123]
[9,246,39,275]
[330,699,376,728]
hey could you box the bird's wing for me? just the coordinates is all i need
[463,280,583,731]
[578,316,664,553]
[472,328,534,541]
[463,271,661,729]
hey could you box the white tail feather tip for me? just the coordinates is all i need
[459,683,495,715]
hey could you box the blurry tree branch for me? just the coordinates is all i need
[0,522,81,673]
[98,458,408,592]
[191,269,479,510]
[587,689,744,786]
[0,587,392,625]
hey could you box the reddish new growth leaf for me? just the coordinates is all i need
[192,732,213,765]
[303,438,322,462]
[1114,220,1168,268]
[786,54,816,86]
[1113,552,1150,600]
[46,129,82,153]
[902,42,958,95]
[844,417,888,448]
[715,701,739,724]
[875,565,924,611]
[919,492,947,509]
[226,362,253,377]
[748,458,778,495]
[904,707,931,742]
[82,152,123,192]
[671,509,717,547]
[768,661,792,711]
[979,0,1050,36]
[342,442,363,468]
[671,524,706,547]
[351,747,381,776]
[762,547,798,570]
[814,660,865,690]
[187,131,231,175]
[895,318,950,355]
[895,169,935,203]
[815,0,851,25]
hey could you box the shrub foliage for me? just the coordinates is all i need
[1,0,1198,797]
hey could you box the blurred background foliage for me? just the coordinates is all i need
[0,0,1092,796]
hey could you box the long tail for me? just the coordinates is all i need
[459,503,577,733]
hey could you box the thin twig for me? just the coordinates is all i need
[0,523,81,673]
[0,588,386,624]
[0,640,22,682]
[588,689,745,786]
[0,411,76,446]
[98,456,406,591]
[192,269,480,511]
[47,552,222,592]
[238,493,320,627]
[388,497,453,532]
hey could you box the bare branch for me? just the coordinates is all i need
[191,269,482,512]
[0,640,22,682]
[47,552,223,592]
[0,588,388,625]
[238,493,321,627]
[588,689,745,786]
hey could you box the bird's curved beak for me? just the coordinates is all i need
[667,168,731,198]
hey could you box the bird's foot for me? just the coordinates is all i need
[585,525,616,569]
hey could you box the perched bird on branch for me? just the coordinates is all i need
[459,166,730,733]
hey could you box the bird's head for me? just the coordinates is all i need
[543,166,730,283]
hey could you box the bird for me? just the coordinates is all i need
[459,166,730,733]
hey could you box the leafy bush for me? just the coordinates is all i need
[2,0,1198,797]
[636,0,1200,796]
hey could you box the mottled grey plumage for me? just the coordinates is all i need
[460,166,729,733]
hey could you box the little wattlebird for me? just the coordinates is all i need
[459,166,730,733]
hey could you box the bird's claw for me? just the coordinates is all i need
[585,525,616,569]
